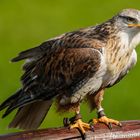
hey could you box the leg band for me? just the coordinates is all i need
[97,109,106,118]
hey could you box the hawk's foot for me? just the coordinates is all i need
[63,114,94,135]
[93,116,122,129]
[70,119,91,134]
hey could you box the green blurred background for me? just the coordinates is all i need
[0,0,140,135]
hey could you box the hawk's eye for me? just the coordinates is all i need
[123,16,137,24]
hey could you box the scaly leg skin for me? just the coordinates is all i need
[63,105,94,136]
[90,89,122,129]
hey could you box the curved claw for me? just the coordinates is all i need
[92,116,122,129]
[90,124,95,132]
[69,119,91,135]
[108,122,112,130]
[63,117,70,127]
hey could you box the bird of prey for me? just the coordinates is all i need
[0,9,140,135]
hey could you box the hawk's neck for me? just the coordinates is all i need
[104,31,138,75]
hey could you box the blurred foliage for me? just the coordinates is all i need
[0,0,140,134]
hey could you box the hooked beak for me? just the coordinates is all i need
[128,24,140,27]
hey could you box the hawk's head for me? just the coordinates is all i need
[113,9,140,48]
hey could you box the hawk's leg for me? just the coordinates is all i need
[63,105,93,135]
[90,89,122,129]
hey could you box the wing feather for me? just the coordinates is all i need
[0,28,104,129]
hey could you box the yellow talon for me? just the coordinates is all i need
[93,116,122,128]
[70,119,90,134]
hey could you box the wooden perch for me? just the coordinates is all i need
[0,120,140,140]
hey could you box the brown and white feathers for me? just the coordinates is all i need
[0,9,140,129]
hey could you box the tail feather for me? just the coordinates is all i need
[2,99,36,118]
[0,88,54,129]
[9,100,53,129]
[2,92,37,118]
[0,89,22,111]
[1,88,57,119]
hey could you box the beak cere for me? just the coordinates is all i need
[128,24,140,27]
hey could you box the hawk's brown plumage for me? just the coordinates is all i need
[0,9,140,132]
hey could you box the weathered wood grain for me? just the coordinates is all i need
[0,120,140,140]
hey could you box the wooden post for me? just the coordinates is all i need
[0,120,140,140]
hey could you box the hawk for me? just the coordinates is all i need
[0,9,140,135]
